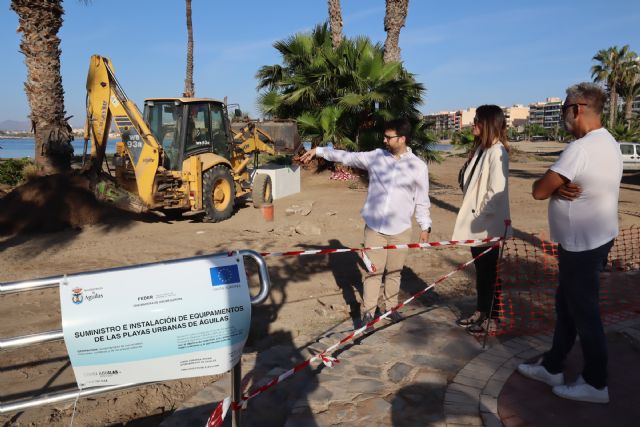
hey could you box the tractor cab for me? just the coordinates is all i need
[143,98,231,170]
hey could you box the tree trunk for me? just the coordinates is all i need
[609,83,617,128]
[183,0,195,97]
[383,0,409,63]
[11,0,73,174]
[327,0,343,49]
[624,94,634,124]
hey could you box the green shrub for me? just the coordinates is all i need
[0,158,34,186]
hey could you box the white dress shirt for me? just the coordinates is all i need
[316,147,432,235]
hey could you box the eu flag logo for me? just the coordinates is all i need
[210,265,240,286]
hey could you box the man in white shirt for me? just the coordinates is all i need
[518,83,622,404]
[300,119,432,327]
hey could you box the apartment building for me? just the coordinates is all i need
[424,111,456,131]
[503,105,529,129]
[425,108,476,132]
[455,108,476,130]
[425,97,567,132]
[528,97,563,129]
[633,95,640,116]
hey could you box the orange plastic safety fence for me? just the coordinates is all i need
[492,226,640,336]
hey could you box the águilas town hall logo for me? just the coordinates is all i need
[72,287,84,304]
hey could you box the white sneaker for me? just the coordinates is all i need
[517,358,564,386]
[553,378,609,404]
[570,375,586,386]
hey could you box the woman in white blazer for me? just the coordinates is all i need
[453,105,511,333]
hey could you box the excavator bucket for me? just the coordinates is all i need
[231,119,301,154]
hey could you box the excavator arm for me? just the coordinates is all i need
[232,122,275,156]
[83,55,161,207]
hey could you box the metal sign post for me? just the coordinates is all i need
[0,249,270,427]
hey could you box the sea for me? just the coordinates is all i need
[0,138,117,159]
[0,138,452,159]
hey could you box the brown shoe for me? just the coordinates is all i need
[358,312,375,329]
[384,311,403,323]
[456,311,486,327]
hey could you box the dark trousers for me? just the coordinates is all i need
[542,240,614,389]
[471,245,501,317]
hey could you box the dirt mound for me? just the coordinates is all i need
[0,174,133,235]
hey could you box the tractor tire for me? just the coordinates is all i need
[203,165,236,222]
[252,173,273,208]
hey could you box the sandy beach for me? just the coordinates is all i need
[1,143,639,426]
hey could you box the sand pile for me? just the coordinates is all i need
[0,174,130,235]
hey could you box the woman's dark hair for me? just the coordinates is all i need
[473,105,509,154]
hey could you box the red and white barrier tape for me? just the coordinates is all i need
[236,241,501,407]
[205,397,230,427]
[260,237,501,258]
[206,238,505,423]
[360,250,377,273]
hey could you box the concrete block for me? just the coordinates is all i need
[453,375,488,389]
[491,366,515,382]
[444,391,480,405]
[445,414,484,425]
[479,394,498,414]
[466,358,502,372]
[482,378,505,398]
[444,403,478,415]
[449,383,482,394]
[255,164,300,199]
[481,412,504,427]
[456,367,493,382]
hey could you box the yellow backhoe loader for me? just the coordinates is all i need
[82,54,299,222]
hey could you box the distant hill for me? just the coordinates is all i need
[0,120,31,132]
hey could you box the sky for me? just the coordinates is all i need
[2,0,640,128]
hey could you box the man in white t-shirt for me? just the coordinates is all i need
[517,83,622,404]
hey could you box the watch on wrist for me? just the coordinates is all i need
[425,227,431,233]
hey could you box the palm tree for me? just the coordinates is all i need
[183,0,195,97]
[11,0,73,174]
[528,124,548,139]
[256,24,432,157]
[327,0,343,49]
[609,118,640,142]
[591,45,631,128]
[618,53,639,125]
[256,24,335,120]
[452,128,475,152]
[383,0,409,63]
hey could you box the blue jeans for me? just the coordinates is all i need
[542,240,614,389]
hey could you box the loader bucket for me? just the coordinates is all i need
[231,119,301,154]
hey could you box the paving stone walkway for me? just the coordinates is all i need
[160,310,640,427]
[161,304,486,426]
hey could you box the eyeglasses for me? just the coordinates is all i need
[562,103,588,114]
[383,134,401,141]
